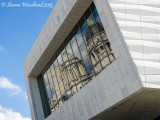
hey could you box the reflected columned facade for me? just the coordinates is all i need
[38,2,115,118]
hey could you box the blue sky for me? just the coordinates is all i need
[0,0,57,119]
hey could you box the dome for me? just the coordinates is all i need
[85,22,104,44]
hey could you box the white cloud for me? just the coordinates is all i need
[0,76,22,96]
[0,104,31,120]
[0,76,28,99]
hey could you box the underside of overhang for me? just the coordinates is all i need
[91,88,160,120]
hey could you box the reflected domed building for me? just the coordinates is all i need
[85,18,115,74]
[47,51,92,111]
[32,3,117,116]
[46,17,115,112]
[60,52,90,93]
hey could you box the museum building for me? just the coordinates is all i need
[23,0,160,120]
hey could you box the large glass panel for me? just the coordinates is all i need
[45,85,53,107]
[56,56,68,102]
[48,68,58,111]
[43,73,49,85]
[65,44,78,94]
[39,3,115,116]
[75,26,95,78]
[78,22,92,69]
[70,36,81,60]
[57,54,72,100]
[52,61,63,107]
[60,51,72,98]
[91,7,115,66]
[70,37,86,89]
[43,73,53,106]
[85,11,105,74]
[51,76,59,108]
[76,29,84,47]
[79,43,93,74]
[37,76,51,118]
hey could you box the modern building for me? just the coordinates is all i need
[23,0,160,120]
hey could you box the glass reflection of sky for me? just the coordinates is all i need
[86,64,93,74]
[93,9,101,23]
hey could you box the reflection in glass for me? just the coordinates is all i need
[51,62,63,108]
[39,2,115,115]
[76,29,84,47]
[43,73,53,107]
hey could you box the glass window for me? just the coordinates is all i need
[37,76,51,118]
[79,44,90,67]
[60,52,72,98]
[64,46,78,94]
[91,7,115,64]
[52,62,62,104]
[75,29,84,47]
[38,3,115,116]
[46,85,52,102]
[43,73,49,85]
[70,36,81,60]
[65,44,73,60]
